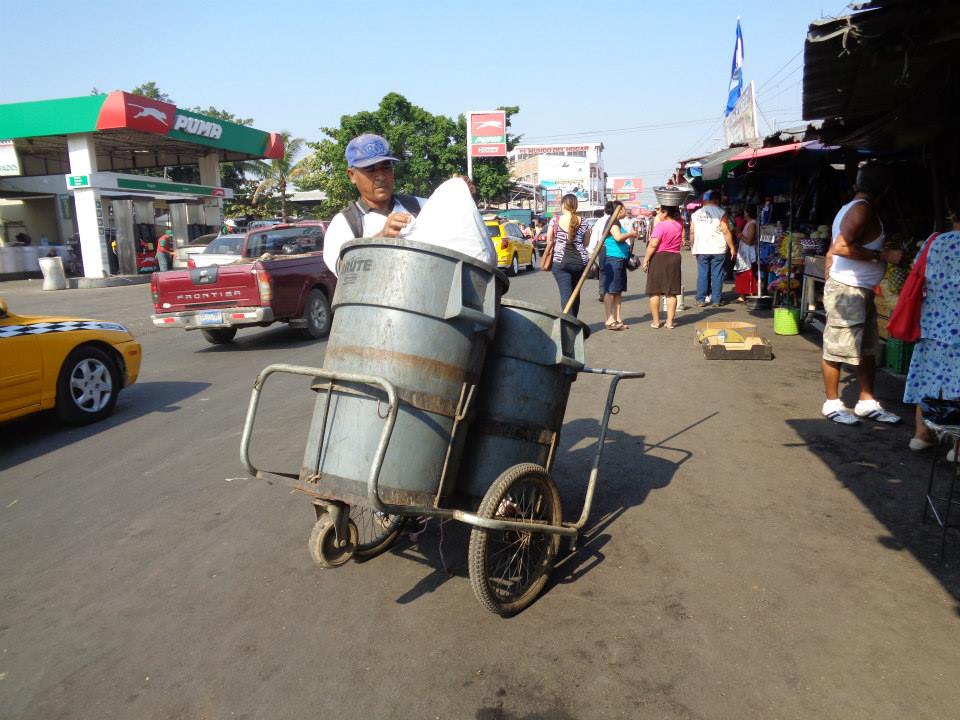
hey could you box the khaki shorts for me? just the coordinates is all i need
[822,277,878,365]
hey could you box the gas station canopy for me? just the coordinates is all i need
[0,91,284,176]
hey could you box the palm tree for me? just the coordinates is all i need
[251,132,310,222]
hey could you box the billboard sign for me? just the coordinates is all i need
[469,111,507,157]
[723,81,759,146]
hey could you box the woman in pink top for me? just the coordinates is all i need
[642,204,684,328]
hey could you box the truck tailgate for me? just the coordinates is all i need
[154,264,260,313]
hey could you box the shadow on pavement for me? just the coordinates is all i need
[195,325,326,353]
[0,380,210,472]
[391,413,708,607]
[786,416,960,611]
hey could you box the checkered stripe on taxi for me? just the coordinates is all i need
[0,321,128,338]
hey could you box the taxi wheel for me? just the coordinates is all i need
[55,345,120,426]
[509,254,519,276]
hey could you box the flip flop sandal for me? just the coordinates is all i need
[665,324,678,329]
[857,408,902,424]
[604,322,623,331]
[618,322,630,329]
[825,410,860,425]
[650,322,662,329]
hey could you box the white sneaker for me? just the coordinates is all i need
[823,398,859,425]
[854,399,902,424]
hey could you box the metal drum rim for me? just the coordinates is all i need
[500,298,590,333]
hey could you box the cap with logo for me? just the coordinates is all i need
[345,133,399,169]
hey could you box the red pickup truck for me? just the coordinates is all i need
[150,224,336,345]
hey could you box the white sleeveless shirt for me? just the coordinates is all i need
[829,198,886,288]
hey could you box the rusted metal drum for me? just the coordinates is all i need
[457,299,588,504]
[300,237,507,508]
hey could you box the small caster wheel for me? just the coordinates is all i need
[308,515,358,568]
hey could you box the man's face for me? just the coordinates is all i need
[347,161,395,205]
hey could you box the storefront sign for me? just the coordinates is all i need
[0,139,21,176]
[173,114,223,140]
[0,92,284,161]
[63,171,233,198]
[469,111,507,158]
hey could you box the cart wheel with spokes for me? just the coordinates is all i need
[307,514,358,568]
[468,463,562,616]
[347,506,405,560]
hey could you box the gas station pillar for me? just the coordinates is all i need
[199,151,224,232]
[67,134,109,278]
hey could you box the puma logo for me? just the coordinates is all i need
[129,104,169,126]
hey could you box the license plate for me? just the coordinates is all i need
[198,310,223,326]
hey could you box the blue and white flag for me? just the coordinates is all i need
[725,20,744,116]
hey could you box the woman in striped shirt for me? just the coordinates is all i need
[545,193,590,317]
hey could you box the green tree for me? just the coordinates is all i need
[297,93,518,217]
[130,82,173,104]
[250,133,310,222]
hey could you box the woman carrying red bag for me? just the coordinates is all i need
[902,205,960,456]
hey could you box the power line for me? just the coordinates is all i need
[756,49,803,94]
[522,116,718,142]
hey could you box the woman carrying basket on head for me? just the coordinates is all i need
[642,203,684,328]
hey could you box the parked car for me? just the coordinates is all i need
[151,227,336,345]
[188,223,327,269]
[175,233,219,269]
[0,297,141,425]
[483,216,536,276]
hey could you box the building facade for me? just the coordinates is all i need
[509,143,605,213]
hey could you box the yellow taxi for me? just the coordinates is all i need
[484,216,536,276]
[0,297,141,425]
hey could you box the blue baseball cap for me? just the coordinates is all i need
[345,133,399,168]
[703,190,719,201]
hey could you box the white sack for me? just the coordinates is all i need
[401,178,497,267]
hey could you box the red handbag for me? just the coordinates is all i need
[887,233,937,341]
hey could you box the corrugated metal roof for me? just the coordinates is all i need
[803,0,960,123]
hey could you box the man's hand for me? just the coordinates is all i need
[375,212,414,238]
[881,248,903,265]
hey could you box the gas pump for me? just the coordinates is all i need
[109,197,137,276]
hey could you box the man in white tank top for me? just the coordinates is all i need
[820,165,904,425]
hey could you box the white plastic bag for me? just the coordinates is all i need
[401,178,497,267]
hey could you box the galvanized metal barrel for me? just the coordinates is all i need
[457,299,588,504]
[301,237,507,508]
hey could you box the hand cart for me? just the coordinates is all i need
[240,362,642,616]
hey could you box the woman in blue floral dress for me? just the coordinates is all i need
[905,209,960,455]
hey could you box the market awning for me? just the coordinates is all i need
[728,142,806,162]
[685,146,746,186]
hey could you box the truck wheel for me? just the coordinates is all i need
[300,288,332,339]
[201,328,237,345]
[55,345,120,425]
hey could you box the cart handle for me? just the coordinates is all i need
[569,367,645,531]
[240,364,399,500]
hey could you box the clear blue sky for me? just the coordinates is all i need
[4,0,851,203]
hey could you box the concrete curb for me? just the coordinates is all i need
[68,274,152,289]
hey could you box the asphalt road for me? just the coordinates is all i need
[2,265,960,720]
